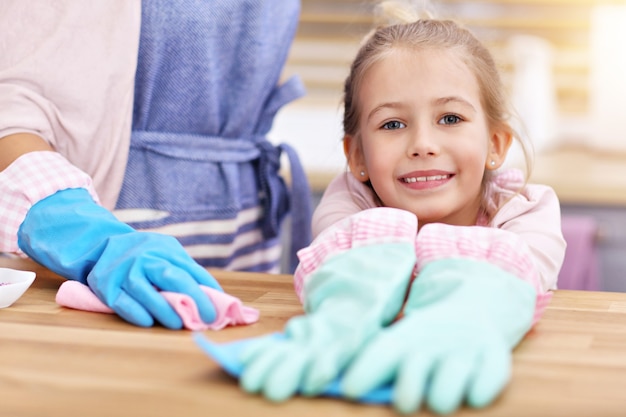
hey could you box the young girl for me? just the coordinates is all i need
[202,1,566,414]
[309,2,564,293]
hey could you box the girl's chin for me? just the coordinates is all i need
[400,209,472,227]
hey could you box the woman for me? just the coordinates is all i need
[0,1,311,328]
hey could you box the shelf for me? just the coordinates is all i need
[284,0,614,115]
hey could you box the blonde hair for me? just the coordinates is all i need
[342,0,533,188]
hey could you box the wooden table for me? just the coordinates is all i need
[2,257,626,417]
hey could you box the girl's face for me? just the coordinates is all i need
[345,48,511,227]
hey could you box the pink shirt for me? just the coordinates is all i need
[311,170,566,292]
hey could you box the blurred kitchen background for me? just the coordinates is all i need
[269,0,626,291]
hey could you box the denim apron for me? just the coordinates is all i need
[115,0,311,273]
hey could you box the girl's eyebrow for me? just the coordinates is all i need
[367,102,404,121]
[434,96,477,113]
[367,96,477,122]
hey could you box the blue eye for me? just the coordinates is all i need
[382,120,406,130]
[439,114,462,125]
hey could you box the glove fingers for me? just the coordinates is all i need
[427,349,477,415]
[123,275,183,329]
[145,262,217,325]
[173,258,223,292]
[467,344,511,408]
[110,290,155,327]
[141,234,222,292]
[239,334,284,364]
[264,350,310,401]
[240,343,291,395]
[342,334,403,398]
[303,325,373,395]
[392,351,433,415]
[301,342,346,396]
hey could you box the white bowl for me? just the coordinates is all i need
[0,267,36,308]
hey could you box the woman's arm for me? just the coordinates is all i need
[0,1,141,209]
[0,133,53,171]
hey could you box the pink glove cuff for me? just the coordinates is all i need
[0,151,100,253]
[416,223,540,290]
[294,207,418,303]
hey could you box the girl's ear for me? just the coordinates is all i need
[485,127,513,170]
[343,134,369,182]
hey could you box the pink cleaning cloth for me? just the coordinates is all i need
[55,280,259,330]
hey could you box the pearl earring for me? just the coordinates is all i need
[490,160,496,167]
[360,170,365,176]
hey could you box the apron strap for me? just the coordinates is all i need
[279,143,313,273]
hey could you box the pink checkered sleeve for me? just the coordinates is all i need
[293,207,418,303]
[415,223,551,325]
[0,151,100,254]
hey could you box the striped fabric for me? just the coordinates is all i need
[0,151,99,254]
[134,208,284,273]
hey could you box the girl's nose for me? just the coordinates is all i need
[407,127,439,157]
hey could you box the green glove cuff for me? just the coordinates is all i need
[304,242,416,326]
[406,258,536,347]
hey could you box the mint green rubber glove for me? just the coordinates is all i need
[239,242,416,402]
[341,258,536,415]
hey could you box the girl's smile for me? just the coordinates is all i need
[398,170,454,191]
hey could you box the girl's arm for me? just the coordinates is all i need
[295,206,418,302]
[312,172,379,238]
[414,222,551,324]
[489,182,566,292]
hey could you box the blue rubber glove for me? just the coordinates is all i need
[17,188,222,329]
[342,258,536,415]
[238,242,416,402]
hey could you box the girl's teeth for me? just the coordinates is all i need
[404,175,448,183]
